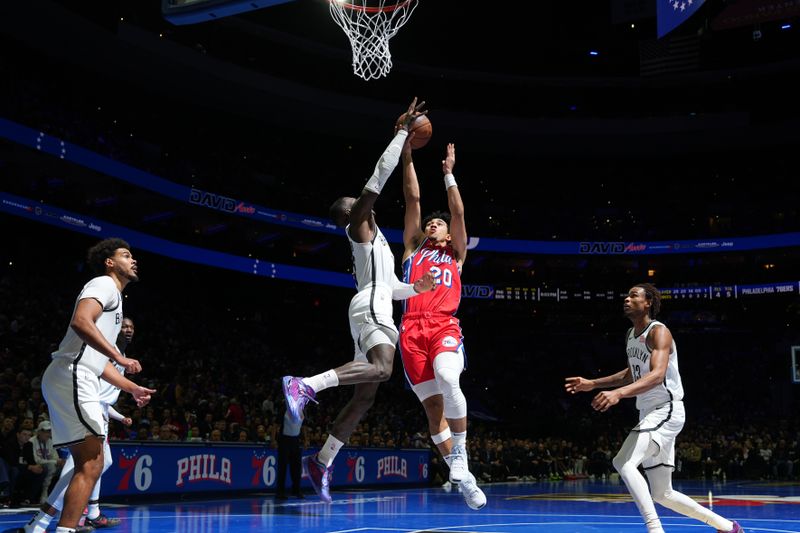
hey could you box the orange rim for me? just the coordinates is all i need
[329,0,414,14]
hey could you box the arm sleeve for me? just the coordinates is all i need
[364,130,408,194]
[391,274,418,300]
[107,405,125,421]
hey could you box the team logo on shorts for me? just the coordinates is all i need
[441,336,458,348]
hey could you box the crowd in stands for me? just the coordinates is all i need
[1,230,798,507]
[1,28,800,510]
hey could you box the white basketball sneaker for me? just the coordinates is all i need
[447,444,469,483]
[459,472,487,510]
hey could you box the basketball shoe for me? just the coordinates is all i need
[302,454,333,504]
[459,472,486,510]
[719,522,744,533]
[282,376,317,423]
[446,444,469,483]
[85,513,121,528]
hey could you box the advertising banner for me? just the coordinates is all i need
[102,443,430,497]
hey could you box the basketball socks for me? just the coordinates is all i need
[303,370,339,394]
[55,528,76,533]
[317,435,345,467]
[451,431,467,448]
[25,511,53,533]
[87,499,100,520]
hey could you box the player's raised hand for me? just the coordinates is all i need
[399,97,427,130]
[414,271,436,293]
[565,376,595,394]
[442,143,455,175]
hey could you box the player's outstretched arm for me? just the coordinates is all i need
[350,98,426,244]
[402,129,424,261]
[391,271,435,300]
[564,376,596,394]
[101,362,156,407]
[565,367,632,394]
[442,143,468,265]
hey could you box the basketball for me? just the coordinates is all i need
[397,113,432,149]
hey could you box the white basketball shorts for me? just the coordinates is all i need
[348,286,398,361]
[633,400,686,470]
[42,358,106,448]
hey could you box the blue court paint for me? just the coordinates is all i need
[2,480,799,532]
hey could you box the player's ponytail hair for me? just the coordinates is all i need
[635,283,661,318]
[87,238,131,275]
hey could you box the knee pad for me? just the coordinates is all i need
[411,379,441,402]
[433,352,467,419]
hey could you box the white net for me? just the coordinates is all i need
[329,0,419,80]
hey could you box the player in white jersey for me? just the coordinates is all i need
[565,284,744,533]
[22,318,137,533]
[20,239,155,533]
[281,98,435,503]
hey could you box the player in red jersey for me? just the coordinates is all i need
[399,140,485,510]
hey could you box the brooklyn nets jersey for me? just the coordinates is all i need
[626,320,684,412]
[347,223,396,293]
[52,275,122,376]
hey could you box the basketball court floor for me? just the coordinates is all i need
[2,479,799,532]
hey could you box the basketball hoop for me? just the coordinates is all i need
[328,0,418,80]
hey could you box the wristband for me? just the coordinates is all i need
[444,173,457,189]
